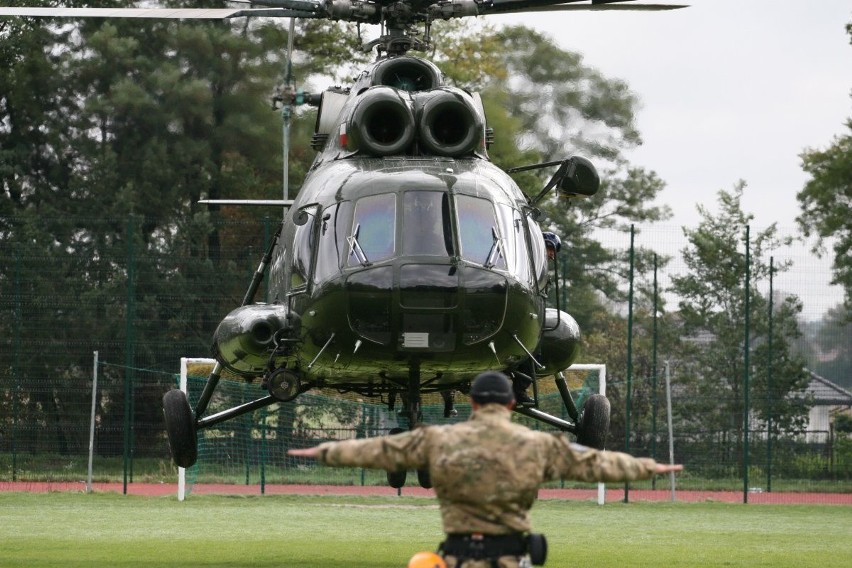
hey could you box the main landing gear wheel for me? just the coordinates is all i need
[417,468,432,489]
[576,393,610,450]
[163,389,198,468]
[386,427,407,488]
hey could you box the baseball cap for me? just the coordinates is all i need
[470,371,514,405]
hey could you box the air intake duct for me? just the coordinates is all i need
[417,88,484,157]
[345,86,415,156]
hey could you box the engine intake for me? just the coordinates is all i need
[416,88,484,157]
[345,86,416,156]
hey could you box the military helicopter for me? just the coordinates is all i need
[0,0,685,488]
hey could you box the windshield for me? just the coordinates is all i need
[347,193,396,267]
[456,194,507,270]
[402,191,453,256]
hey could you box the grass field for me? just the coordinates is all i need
[1,492,850,567]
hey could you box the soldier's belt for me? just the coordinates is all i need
[440,533,528,559]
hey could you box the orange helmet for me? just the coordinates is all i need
[407,551,446,568]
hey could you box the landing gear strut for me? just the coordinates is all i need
[385,363,433,489]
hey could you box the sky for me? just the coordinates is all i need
[490,1,852,317]
[489,0,852,230]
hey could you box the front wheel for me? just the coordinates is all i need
[576,394,610,450]
[163,389,198,468]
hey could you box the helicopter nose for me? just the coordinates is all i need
[345,263,508,352]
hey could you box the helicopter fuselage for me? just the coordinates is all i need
[273,156,548,390]
[212,54,585,405]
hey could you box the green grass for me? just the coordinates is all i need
[0,493,850,567]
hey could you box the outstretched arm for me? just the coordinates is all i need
[654,463,684,475]
[287,428,430,471]
[288,447,321,459]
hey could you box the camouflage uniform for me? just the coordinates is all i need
[316,404,658,567]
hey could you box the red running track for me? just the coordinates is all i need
[1,481,849,504]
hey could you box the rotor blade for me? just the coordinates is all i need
[479,0,687,15]
[198,199,294,206]
[0,7,321,20]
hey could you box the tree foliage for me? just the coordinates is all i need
[670,183,811,453]
[797,22,852,314]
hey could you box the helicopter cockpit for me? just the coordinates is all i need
[284,173,548,299]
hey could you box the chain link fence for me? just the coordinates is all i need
[1,215,850,500]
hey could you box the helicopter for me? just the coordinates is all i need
[0,0,686,488]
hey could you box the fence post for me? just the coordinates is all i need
[767,256,775,492]
[123,216,137,495]
[12,242,22,482]
[261,405,268,495]
[665,361,676,502]
[87,351,99,493]
[625,224,635,503]
[743,225,751,504]
[652,254,659,489]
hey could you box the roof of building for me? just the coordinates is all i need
[805,371,852,406]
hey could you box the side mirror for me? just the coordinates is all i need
[293,209,313,226]
[557,156,599,198]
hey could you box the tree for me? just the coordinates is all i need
[670,182,811,470]
[797,22,852,314]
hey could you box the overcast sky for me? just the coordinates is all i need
[491,0,852,229]
[490,1,851,316]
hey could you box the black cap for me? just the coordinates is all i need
[470,371,514,405]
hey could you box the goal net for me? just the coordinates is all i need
[175,358,605,500]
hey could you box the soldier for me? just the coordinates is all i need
[288,371,683,568]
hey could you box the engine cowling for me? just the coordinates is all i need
[213,304,297,376]
[537,308,581,375]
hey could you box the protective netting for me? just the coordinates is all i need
[179,362,602,493]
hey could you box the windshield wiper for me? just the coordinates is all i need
[347,223,370,266]
[484,226,504,269]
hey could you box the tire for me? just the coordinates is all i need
[387,470,408,489]
[576,394,610,450]
[386,427,408,488]
[163,389,198,468]
[417,468,432,489]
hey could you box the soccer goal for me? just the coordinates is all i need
[175,358,606,502]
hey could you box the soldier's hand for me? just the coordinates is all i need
[654,463,683,474]
[288,447,321,459]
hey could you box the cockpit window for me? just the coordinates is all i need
[292,204,319,289]
[456,194,507,270]
[348,193,396,267]
[495,203,531,286]
[314,201,354,285]
[402,191,453,256]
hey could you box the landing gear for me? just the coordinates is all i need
[386,427,408,488]
[576,393,610,450]
[385,363,434,489]
[417,468,432,489]
[163,389,198,468]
